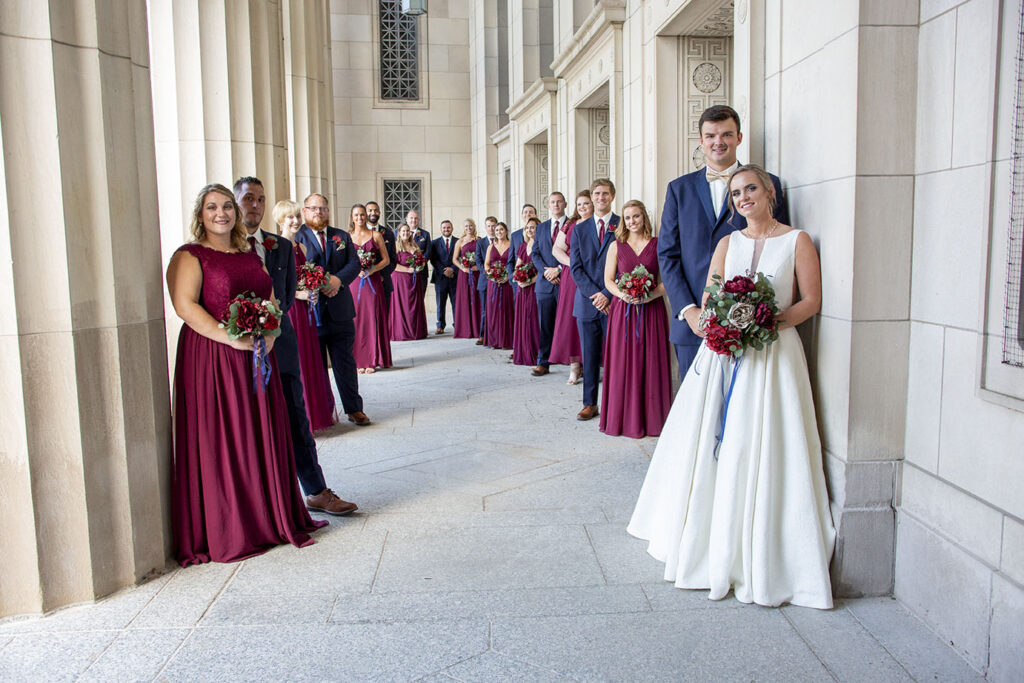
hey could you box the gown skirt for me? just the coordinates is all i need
[353,238,393,368]
[454,239,482,339]
[390,252,428,341]
[512,243,540,366]
[289,249,336,432]
[549,221,582,364]
[600,238,671,438]
[172,243,326,567]
[627,230,835,609]
[485,245,514,350]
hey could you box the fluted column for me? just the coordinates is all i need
[0,1,171,617]
[283,0,337,207]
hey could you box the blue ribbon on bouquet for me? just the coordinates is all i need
[357,272,376,303]
[306,290,324,327]
[622,301,644,341]
[713,356,742,459]
[252,335,271,394]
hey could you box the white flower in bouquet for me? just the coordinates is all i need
[726,302,755,330]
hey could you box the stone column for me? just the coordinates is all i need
[283,0,337,207]
[0,1,171,618]
[470,1,502,218]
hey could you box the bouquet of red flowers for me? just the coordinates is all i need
[699,272,780,358]
[486,260,508,283]
[297,261,330,327]
[408,250,427,273]
[459,251,476,270]
[616,265,655,302]
[356,247,377,271]
[512,261,536,286]
[219,291,283,392]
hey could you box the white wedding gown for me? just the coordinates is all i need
[628,230,835,609]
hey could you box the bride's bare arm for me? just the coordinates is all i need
[776,231,821,329]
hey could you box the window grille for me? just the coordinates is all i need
[1004,0,1024,367]
[382,179,422,227]
[379,0,419,100]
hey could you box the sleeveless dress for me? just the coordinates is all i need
[171,244,326,566]
[485,244,514,349]
[454,239,481,339]
[288,247,337,432]
[600,238,671,437]
[627,230,835,609]
[390,250,428,341]
[512,241,540,366]
[353,237,393,369]
[549,220,582,364]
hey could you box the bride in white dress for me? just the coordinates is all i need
[628,164,835,609]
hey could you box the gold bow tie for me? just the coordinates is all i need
[705,169,731,182]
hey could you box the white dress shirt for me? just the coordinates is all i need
[708,160,740,219]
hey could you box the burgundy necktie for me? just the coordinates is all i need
[317,230,326,254]
[597,218,605,243]
[248,235,258,252]
[552,219,559,241]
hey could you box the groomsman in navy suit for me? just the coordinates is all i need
[294,193,371,427]
[530,192,567,376]
[366,201,395,314]
[233,178,357,514]
[407,209,432,300]
[474,216,497,344]
[570,179,619,421]
[658,105,788,378]
[507,204,536,302]
[430,219,458,334]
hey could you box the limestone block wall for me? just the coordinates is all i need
[331,0,473,236]
[899,0,1024,678]
[0,1,171,618]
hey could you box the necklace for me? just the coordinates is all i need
[744,219,779,240]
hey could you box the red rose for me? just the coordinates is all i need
[755,302,775,328]
[263,236,277,250]
[705,319,742,355]
[235,300,260,332]
[332,235,341,244]
[262,313,280,331]
[723,275,755,294]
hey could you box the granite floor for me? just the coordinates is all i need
[0,335,984,681]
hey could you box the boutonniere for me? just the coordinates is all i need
[331,234,346,251]
[263,236,278,250]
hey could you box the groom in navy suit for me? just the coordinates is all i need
[530,192,567,376]
[658,105,788,378]
[430,219,458,334]
[294,193,371,426]
[570,179,619,421]
[233,178,357,515]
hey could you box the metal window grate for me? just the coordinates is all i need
[1004,0,1024,367]
[382,179,422,228]
[379,0,419,100]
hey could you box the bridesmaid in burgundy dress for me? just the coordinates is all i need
[274,199,336,432]
[349,203,392,372]
[600,199,672,438]
[166,184,326,566]
[513,218,540,365]
[452,218,481,339]
[484,221,515,349]
[550,190,591,384]
[390,223,428,340]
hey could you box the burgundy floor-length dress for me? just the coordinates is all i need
[600,238,672,438]
[453,239,481,339]
[288,247,336,432]
[172,244,326,566]
[512,242,540,365]
[353,237,393,368]
[485,244,514,349]
[390,251,428,340]
[549,220,582,365]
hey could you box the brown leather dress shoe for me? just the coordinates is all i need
[306,488,358,516]
[475,338,484,345]
[576,405,599,421]
[347,411,371,426]
[531,365,550,376]
[435,327,444,335]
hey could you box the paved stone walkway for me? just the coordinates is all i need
[0,336,984,681]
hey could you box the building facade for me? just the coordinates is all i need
[0,0,1021,679]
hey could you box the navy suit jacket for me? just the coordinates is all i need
[507,228,525,275]
[375,224,396,295]
[254,230,299,375]
[531,217,562,299]
[430,235,457,284]
[657,166,788,347]
[293,224,360,329]
[570,213,619,321]
[474,237,491,292]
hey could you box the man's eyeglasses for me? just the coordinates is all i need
[304,206,329,213]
